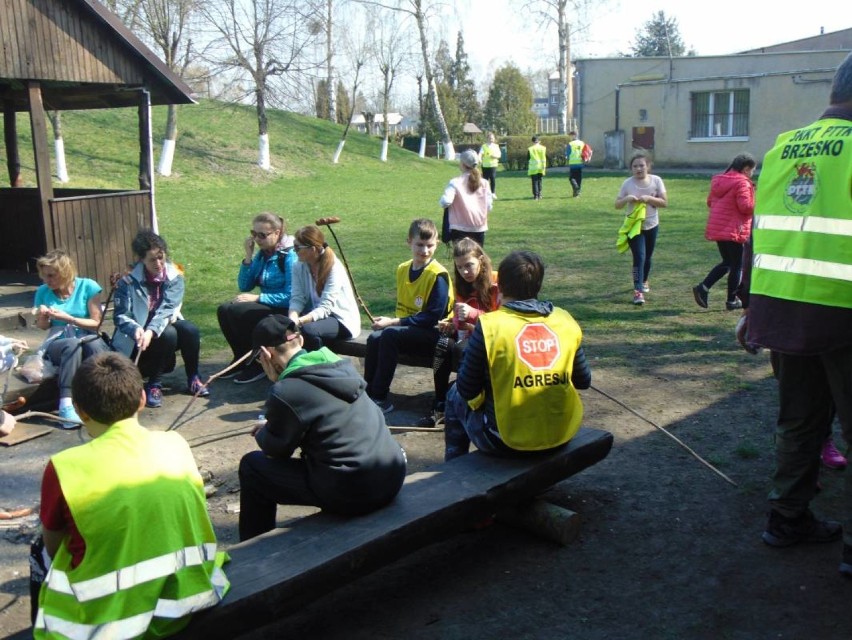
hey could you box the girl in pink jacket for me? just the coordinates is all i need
[692,153,756,310]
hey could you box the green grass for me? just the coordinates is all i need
[6,100,763,385]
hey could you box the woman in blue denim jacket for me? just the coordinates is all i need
[217,212,297,384]
[113,230,206,408]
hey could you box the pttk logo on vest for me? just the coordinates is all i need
[515,323,561,370]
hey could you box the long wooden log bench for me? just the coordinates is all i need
[173,426,613,639]
[325,332,434,369]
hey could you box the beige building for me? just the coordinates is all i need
[574,29,851,168]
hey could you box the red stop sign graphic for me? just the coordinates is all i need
[515,323,560,370]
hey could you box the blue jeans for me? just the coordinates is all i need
[627,225,659,290]
[443,384,513,461]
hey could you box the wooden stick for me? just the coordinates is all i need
[387,425,444,433]
[316,216,376,323]
[591,384,737,487]
[14,410,83,427]
[167,350,255,432]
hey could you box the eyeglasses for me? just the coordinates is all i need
[250,230,274,240]
[293,244,310,252]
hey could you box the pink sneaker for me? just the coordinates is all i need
[821,439,847,470]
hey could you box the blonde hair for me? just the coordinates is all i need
[36,249,76,290]
[252,212,286,233]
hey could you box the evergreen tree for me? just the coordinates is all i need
[433,39,454,86]
[483,64,535,136]
[630,11,688,57]
[315,79,330,119]
[453,31,481,126]
[335,80,350,125]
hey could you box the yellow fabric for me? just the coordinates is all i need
[616,202,646,253]
[751,117,852,309]
[479,307,584,451]
[480,142,501,168]
[394,259,453,318]
[527,143,547,176]
[568,139,585,165]
[38,419,227,639]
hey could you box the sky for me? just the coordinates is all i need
[443,0,849,81]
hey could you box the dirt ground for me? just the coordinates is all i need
[2,338,852,639]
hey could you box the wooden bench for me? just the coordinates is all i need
[173,426,613,639]
[325,332,434,369]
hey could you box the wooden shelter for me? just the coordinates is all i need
[0,0,194,287]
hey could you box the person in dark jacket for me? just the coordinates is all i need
[238,315,407,541]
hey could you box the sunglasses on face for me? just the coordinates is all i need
[250,230,275,240]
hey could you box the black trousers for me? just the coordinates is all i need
[217,301,289,360]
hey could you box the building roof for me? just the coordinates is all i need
[0,0,195,111]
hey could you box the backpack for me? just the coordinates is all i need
[581,143,593,163]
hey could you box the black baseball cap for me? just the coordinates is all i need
[251,315,300,357]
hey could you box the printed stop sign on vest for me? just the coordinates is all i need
[515,323,560,370]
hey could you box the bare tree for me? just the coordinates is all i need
[134,0,198,176]
[360,0,454,159]
[373,11,408,161]
[332,10,372,163]
[103,0,145,29]
[524,0,593,134]
[324,0,337,122]
[202,0,323,170]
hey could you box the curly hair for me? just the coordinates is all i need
[36,249,77,290]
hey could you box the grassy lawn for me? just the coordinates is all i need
[7,101,758,391]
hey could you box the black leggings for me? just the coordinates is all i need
[701,240,744,302]
[134,319,201,383]
[217,301,288,360]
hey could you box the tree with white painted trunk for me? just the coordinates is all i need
[47,112,69,183]
[373,11,408,162]
[332,8,372,163]
[361,0,454,160]
[202,0,323,171]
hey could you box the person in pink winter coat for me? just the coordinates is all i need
[692,153,757,310]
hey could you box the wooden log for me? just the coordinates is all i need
[496,499,581,546]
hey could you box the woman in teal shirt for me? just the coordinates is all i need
[33,250,110,428]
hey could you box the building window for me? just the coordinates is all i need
[691,90,749,138]
[550,95,558,104]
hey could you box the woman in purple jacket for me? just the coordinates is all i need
[692,153,756,310]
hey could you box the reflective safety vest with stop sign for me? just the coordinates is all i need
[35,419,229,639]
[478,307,583,450]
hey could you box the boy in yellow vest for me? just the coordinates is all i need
[30,352,228,637]
[528,136,547,200]
[364,218,453,413]
[444,250,591,460]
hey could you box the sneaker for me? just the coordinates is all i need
[57,405,82,430]
[725,298,743,311]
[492,193,498,200]
[373,398,394,414]
[632,290,645,305]
[642,281,650,293]
[145,383,163,409]
[840,544,852,578]
[692,284,709,309]
[762,509,842,547]
[234,362,265,384]
[821,439,847,470]
[415,404,445,429]
[188,375,210,398]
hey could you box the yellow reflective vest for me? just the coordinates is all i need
[480,142,501,169]
[528,143,547,176]
[478,307,583,450]
[395,259,453,318]
[35,418,229,639]
[752,117,852,310]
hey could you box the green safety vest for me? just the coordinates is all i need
[567,139,585,165]
[752,117,852,310]
[35,419,229,639]
[477,307,583,451]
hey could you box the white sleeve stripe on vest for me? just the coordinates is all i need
[755,214,852,235]
[35,588,223,639]
[47,542,217,601]
[754,253,852,283]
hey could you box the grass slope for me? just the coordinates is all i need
[7,101,763,397]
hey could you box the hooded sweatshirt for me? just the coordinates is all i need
[256,348,406,514]
[704,171,755,243]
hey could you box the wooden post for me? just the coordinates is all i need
[137,89,158,231]
[27,82,54,252]
[496,498,582,546]
[4,101,22,187]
